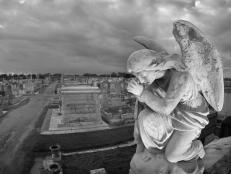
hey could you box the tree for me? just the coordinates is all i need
[123,73,135,79]
[32,74,36,79]
[19,74,26,79]
[0,74,7,81]
[110,72,117,77]
[83,73,98,77]
[38,74,45,79]
[13,74,18,80]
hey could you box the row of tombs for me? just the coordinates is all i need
[29,80,231,174]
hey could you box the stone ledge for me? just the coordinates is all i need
[129,137,231,174]
[204,136,231,173]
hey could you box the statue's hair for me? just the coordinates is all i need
[127,49,185,73]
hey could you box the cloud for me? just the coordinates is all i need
[0,0,231,73]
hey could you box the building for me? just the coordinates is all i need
[60,85,102,125]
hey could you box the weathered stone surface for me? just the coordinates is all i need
[129,137,231,174]
[129,150,204,174]
[204,136,231,173]
[173,20,224,112]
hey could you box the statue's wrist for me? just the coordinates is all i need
[137,89,146,102]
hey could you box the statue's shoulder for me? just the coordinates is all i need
[167,70,192,94]
[171,69,190,82]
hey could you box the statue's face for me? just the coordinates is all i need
[132,69,165,85]
[127,49,167,84]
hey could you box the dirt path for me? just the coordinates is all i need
[0,83,57,172]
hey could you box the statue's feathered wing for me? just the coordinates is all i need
[133,36,169,55]
[173,20,224,111]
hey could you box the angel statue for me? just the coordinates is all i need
[127,20,224,174]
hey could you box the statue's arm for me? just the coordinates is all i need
[138,72,189,115]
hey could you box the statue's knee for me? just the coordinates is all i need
[165,148,180,163]
[140,112,153,125]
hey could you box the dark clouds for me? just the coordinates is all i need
[0,0,231,74]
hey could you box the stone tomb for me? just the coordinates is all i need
[60,85,102,125]
[44,85,108,132]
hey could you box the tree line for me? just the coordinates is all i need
[0,72,134,81]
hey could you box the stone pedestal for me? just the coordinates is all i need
[60,85,102,124]
[204,137,231,174]
[129,137,231,174]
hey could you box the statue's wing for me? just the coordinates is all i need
[133,36,185,72]
[173,20,224,111]
[133,36,169,55]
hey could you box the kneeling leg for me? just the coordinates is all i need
[165,129,204,163]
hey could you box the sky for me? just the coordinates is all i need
[0,0,231,74]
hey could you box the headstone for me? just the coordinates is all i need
[90,168,107,174]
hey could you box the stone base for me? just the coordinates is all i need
[204,137,231,174]
[129,137,231,174]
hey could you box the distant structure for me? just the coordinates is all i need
[38,75,135,151]
[60,85,102,125]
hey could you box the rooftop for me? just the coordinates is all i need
[61,85,101,93]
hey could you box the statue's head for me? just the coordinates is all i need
[127,49,182,84]
[127,49,166,84]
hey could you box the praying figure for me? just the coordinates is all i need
[127,20,224,173]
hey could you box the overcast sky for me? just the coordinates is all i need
[0,0,231,74]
